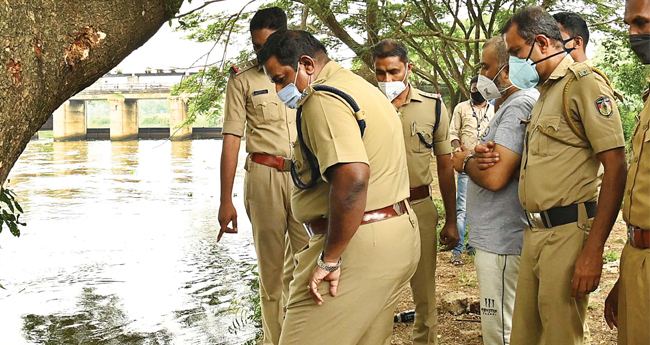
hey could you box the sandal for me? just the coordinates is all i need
[451,252,464,266]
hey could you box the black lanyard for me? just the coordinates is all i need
[471,103,490,138]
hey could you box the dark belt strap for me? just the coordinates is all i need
[409,185,430,201]
[628,225,650,249]
[251,153,291,172]
[304,200,409,237]
[529,202,597,228]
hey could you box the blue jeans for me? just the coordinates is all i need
[453,173,473,255]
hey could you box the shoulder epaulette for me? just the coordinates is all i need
[568,62,592,79]
[229,59,258,76]
[418,91,441,100]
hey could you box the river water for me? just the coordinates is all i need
[0,139,259,345]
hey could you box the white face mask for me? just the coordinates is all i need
[476,64,513,101]
[378,71,408,102]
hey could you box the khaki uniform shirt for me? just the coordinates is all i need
[623,89,650,231]
[222,60,296,158]
[519,55,626,213]
[291,61,410,223]
[397,86,453,188]
[450,99,495,151]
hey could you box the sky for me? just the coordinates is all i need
[115,1,271,75]
[114,1,603,79]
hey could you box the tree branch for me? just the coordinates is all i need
[388,31,487,44]
[173,0,228,19]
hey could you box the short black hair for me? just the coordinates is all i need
[553,12,590,48]
[250,7,287,32]
[501,6,564,48]
[371,39,409,64]
[257,30,328,70]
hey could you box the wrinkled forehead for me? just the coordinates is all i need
[373,55,406,70]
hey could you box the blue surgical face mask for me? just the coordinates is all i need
[277,63,303,109]
[509,39,568,90]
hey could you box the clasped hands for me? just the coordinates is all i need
[450,141,500,173]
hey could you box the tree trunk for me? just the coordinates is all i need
[0,0,183,186]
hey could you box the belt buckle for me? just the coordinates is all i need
[628,224,636,247]
[527,212,545,228]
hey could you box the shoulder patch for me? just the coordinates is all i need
[230,59,258,76]
[595,96,613,117]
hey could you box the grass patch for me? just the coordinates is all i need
[603,250,620,263]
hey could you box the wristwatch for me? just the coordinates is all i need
[462,154,475,174]
[317,252,342,272]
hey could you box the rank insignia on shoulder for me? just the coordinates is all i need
[419,91,440,100]
[230,59,258,76]
[595,96,613,117]
[578,69,591,77]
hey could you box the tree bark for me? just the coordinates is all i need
[0,0,183,186]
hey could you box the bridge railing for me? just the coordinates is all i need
[82,83,175,93]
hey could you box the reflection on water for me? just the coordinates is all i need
[0,139,257,344]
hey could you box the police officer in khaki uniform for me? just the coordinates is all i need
[217,8,308,345]
[258,30,420,345]
[372,39,459,345]
[495,7,628,345]
[604,1,650,343]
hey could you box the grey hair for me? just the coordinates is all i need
[483,35,510,68]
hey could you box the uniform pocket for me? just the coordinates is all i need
[411,122,434,153]
[532,114,562,157]
[252,94,281,122]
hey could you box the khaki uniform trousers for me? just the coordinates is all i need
[618,243,650,345]
[511,214,592,345]
[279,210,421,345]
[410,197,439,345]
[243,159,310,345]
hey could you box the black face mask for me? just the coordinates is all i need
[630,34,650,65]
[471,90,486,104]
[562,36,578,55]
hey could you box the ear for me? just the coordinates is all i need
[535,34,551,53]
[574,36,584,49]
[501,64,510,79]
[299,55,317,75]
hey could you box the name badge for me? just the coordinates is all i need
[253,89,269,96]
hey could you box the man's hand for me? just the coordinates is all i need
[451,146,471,173]
[217,201,238,242]
[309,264,341,305]
[474,141,500,170]
[571,247,604,300]
[604,280,620,329]
[439,222,460,251]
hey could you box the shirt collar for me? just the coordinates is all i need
[312,60,344,84]
[548,54,574,81]
[405,85,422,104]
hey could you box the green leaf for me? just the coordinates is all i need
[9,222,20,237]
[15,201,23,213]
[0,191,10,206]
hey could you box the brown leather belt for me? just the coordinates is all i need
[628,224,650,249]
[409,185,430,201]
[251,153,291,172]
[304,200,409,237]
